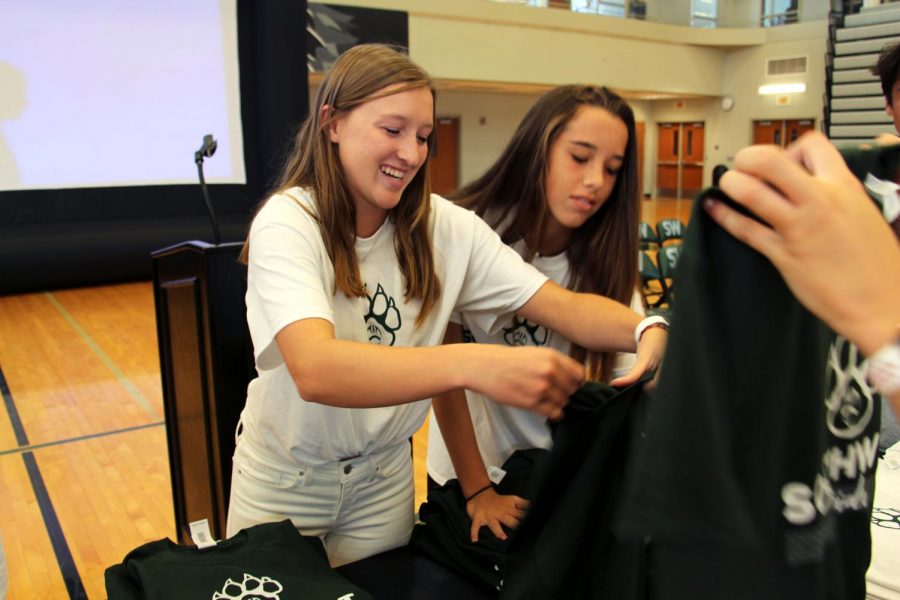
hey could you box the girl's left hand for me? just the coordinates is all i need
[465,488,529,542]
[610,326,667,389]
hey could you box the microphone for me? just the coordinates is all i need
[194,134,221,245]
[195,134,217,163]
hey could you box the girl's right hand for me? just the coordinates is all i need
[466,346,584,419]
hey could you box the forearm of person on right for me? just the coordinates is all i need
[705,132,900,415]
[276,317,584,417]
[432,324,528,542]
[517,281,668,387]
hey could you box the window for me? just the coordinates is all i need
[571,0,627,18]
[529,0,646,19]
[692,0,717,28]
[488,0,548,6]
[761,0,799,27]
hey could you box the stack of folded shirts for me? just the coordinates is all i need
[106,520,373,600]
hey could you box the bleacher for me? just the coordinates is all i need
[826,1,900,146]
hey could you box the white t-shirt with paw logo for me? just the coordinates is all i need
[241,187,548,465]
[426,240,643,486]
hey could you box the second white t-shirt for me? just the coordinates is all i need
[426,239,643,485]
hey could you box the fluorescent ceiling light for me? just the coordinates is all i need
[758,83,806,95]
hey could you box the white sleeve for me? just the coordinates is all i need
[246,197,335,371]
[454,212,548,336]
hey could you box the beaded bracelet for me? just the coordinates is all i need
[634,315,669,346]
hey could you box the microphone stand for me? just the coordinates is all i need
[195,148,222,246]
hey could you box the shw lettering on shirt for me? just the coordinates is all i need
[781,337,880,526]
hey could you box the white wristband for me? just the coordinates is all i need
[869,339,900,396]
[634,315,669,346]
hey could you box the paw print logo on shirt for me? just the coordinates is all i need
[824,337,875,440]
[871,507,900,530]
[212,573,283,599]
[364,283,402,346]
[502,315,548,347]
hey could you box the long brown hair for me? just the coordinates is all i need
[241,44,441,325]
[453,85,639,382]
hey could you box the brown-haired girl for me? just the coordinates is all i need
[427,86,655,543]
[229,48,665,566]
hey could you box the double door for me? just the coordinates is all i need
[657,122,704,199]
[752,119,815,146]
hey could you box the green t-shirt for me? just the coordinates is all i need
[617,191,880,600]
[106,520,373,600]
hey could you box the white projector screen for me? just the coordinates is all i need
[0,0,245,191]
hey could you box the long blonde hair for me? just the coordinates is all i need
[241,44,441,325]
[453,86,639,382]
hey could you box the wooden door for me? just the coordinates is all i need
[752,120,784,146]
[657,122,704,199]
[753,119,814,147]
[657,122,679,162]
[681,123,704,198]
[656,123,679,198]
[785,119,815,144]
[429,117,459,197]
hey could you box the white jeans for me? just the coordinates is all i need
[226,437,414,567]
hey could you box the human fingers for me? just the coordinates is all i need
[840,132,899,151]
[783,131,857,184]
[476,348,553,411]
[632,327,667,374]
[470,519,486,543]
[610,327,664,386]
[874,133,900,147]
[542,400,565,422]
[610,357,658,389]
[535,354,581,412]
[645,367,661,392]
[468,493,519,541]
[495,495,528,522]
[609,357,648,387]
[702,194,784,262]
[529,396,564,421]
[541,378,574,410]
[485,519,508,541]
[552,352,586,393]
[609,369,640,387]
[499,495,530,511]
[731,143,820,208]
[480,508,524,540]
[498,512,523,531]
[600,303,670,392]
[718,166,795,229]
[611,362,657,390]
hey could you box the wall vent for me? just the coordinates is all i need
[766,56,808,76]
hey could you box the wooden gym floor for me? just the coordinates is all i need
[0,200,690,599]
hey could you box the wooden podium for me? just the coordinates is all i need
[151,241,255,544]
